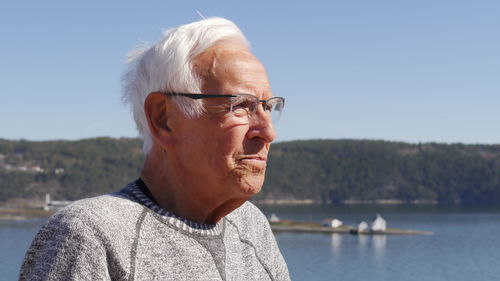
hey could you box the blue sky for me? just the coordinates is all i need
[1,1,499,144]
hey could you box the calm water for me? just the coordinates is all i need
[259,204,500,281]
[2,204,500,281]
[0,218,46,281]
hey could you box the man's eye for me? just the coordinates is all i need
[263,103,273,112]
[231,100,254,113]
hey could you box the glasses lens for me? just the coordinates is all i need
[266,97,284,123]
[229,95,284,123]
[230,95,258,118]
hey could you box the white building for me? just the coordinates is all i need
[371,214,387,232]
[269,213,280,223]
[323,218,343,228]
[358,221,369,232]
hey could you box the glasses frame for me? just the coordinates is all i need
[161,92,285,118]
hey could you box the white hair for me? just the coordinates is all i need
[122,17,250,154]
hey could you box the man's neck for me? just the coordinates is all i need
[140,151,247,224]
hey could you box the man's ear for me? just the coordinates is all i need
[144,92,173,147]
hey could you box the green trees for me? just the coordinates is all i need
[258,140,500,204]
[1,138,500,204]
[0,138,144,201]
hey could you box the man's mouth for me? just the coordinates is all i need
[238,156,268,169]
[240,156,267,161]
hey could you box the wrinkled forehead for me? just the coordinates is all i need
[192,43,271,95]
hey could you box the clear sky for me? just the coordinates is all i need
[1,0,499,144]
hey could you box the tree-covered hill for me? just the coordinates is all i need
[261,139,500,204]
[0,138,144,201]
[1,138,500,204]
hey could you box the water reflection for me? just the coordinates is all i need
[372,235,386,263]
[330,233,342,254]
[339,233,387,263]
[358,233,369,250]
[373,235,386,252]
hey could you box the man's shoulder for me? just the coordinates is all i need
[46,192,142,233]
[226,201,271,235]
[228,201,267,222]
[60,192,134,214]
[20,193,141,281]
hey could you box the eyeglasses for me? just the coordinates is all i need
[161,93,285,123]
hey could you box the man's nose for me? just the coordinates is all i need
[246,108,277,143]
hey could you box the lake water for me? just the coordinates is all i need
[2,204,500,281]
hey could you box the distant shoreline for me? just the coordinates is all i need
[0,207,54,220]
[253,198,439,205]
[0,198,460,220]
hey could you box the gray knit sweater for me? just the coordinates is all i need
[20,180,290,281]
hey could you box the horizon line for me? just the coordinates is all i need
[1,136,499,146]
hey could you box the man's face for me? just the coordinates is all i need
[168,43,276,200]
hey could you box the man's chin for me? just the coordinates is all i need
[236,177,264,196]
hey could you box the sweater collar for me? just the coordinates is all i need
[121,179,224,236]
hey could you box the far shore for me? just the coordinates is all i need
[0,198,445,220]
[0,207,55,220]
[253,198,439,205]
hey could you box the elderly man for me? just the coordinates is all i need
[20,17,290,281]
